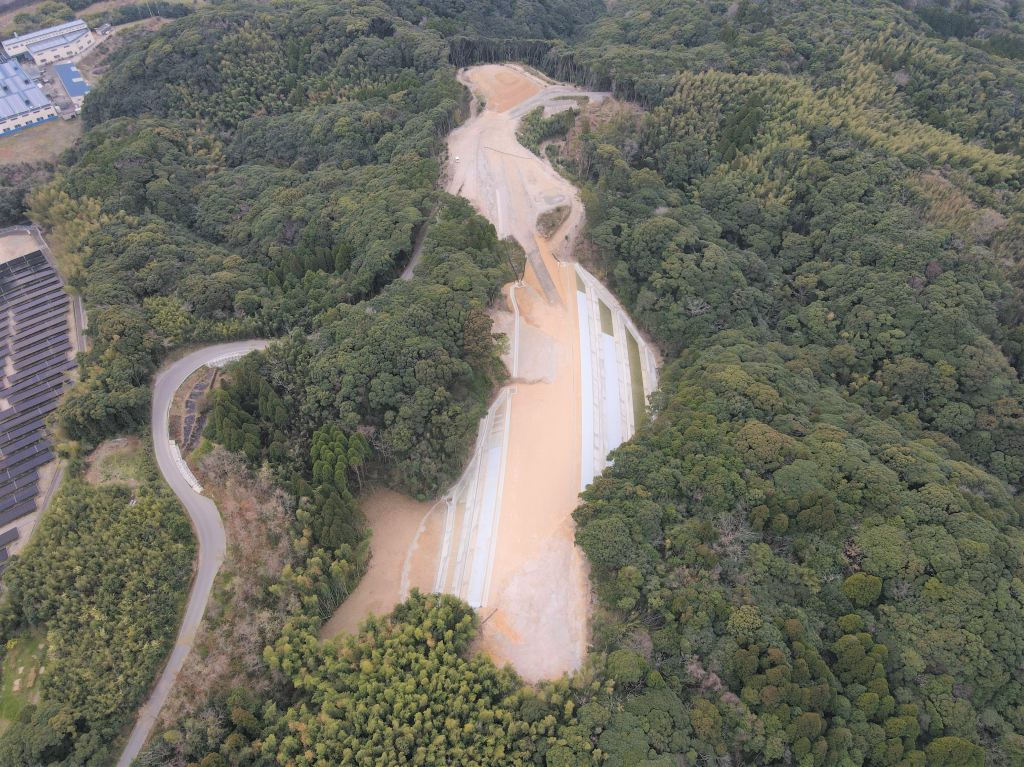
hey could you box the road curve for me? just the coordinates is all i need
[118,340,268,767]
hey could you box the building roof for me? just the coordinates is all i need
[0,59,50,120]
[54,63,89,98]
[2,19,88,49]
[26,28,88,56]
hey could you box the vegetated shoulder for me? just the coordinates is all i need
[82,435,147,487]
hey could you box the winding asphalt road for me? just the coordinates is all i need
[117,340,268,767]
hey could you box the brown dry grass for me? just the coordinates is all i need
[84,436,145,488]
[0,119,82,165]
[158,447,294,727]
[536,204,569,238]
[76,16,170,82]
[564,96,642,177]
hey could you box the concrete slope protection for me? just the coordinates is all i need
[118,340,267,767]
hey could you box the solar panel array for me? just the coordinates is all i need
[0,249,74,571]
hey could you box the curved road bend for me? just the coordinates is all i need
[118,340,268,767]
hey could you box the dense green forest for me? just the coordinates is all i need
[553,1,1024,765]
[4,0,1022,764]
[30,0,550,453]
[0,479,193,765]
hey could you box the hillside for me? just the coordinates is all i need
[0,0,1019,766]
[560,1,1024,764]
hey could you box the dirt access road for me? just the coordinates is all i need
[443,65,657,679]
[328,65,657,682]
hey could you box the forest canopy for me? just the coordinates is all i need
[545,1,1024,765]
[5,0,1023,765]
[0,480,193,765]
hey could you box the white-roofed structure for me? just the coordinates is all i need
[0,58,58,136]
[2,19,95,62]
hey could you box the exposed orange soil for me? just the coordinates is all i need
[474,65,542,112]
[323,65,599,680]
[472,233,589,680]
[321,489,439,639]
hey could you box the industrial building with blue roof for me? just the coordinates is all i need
[55,62,90,108]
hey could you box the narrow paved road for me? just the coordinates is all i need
[118,340,268,767]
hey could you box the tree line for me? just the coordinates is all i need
[12,0,1024,764]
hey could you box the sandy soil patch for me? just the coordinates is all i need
[471,64,542,113]
[324,65,652,683]
[321,488,440,639]
[0,230,40,264]
[438,65,599,681]
[469,233,589,681]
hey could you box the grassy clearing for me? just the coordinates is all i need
[598,299,613,335]
[84,435,148,487]
[0,631,46,734]
[626,330,645,426]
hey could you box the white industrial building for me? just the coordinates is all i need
[2,19,95,63]
[0,58,57,136]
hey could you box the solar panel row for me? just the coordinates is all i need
[1,409,52,443]
[0,485,35,512]
[0,499,38,527]
[0,248,74,556]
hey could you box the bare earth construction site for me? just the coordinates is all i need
[325,64,657,681]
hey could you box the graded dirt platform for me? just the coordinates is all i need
[321,489,439,638]
[440,64,657,680]
[324,65,657,681]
